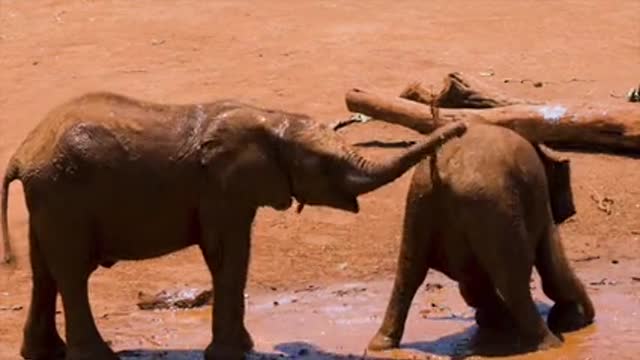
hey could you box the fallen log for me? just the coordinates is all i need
[345,88,640,154]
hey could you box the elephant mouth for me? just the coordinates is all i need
[291,189,307,213]
[296,202,306,213]
[271,196,294,211]
[294,196,360,214]
[341,197,360,213]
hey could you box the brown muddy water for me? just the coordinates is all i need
[107,266,638,360]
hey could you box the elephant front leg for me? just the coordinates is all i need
[478,224,562,352]
[368,207,432,351]
[535,227,595,334]
[200,212,255,360]
[368,263,429,351]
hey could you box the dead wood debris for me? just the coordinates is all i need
[331,286,367,297]
[424,282,444,292]
[573,255,600,262]
[405,72,535,109]
[629,85,640,102]
[294,284,321,293]
[502,77,595,88]
[419,302,452,318]
[344,72,640,154]
[331,113,371,131]
[589,278,617,286]
[98,311,129,319]
[590,193,614,215]
[609,84,640,102]
[136,288,213,310]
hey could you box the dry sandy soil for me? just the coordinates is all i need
[1,1,639,359]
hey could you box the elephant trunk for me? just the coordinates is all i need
[343,121,467,195]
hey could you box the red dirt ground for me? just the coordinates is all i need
[1,1,639,359]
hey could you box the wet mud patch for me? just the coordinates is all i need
[103,266,640,360]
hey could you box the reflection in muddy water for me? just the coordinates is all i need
[111,272,639,360]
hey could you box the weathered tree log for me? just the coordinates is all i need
[400,72,538,108]
[345,88,640,154]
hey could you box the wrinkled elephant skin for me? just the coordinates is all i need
[0,92,466,360]
[369,124,594,354]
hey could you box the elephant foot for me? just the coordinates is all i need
[204,343,248,360]
[63,343,118,360]
[548,302,593,334]
[205,328,254,360]
[475,307,516,331]
[239,327,255,351]
[20,333,66,360]
[367,332,400,351]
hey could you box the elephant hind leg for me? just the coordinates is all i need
[36,213,118,360]
[476,221,561,351]
[535,226,595,333]
[20,224,66,360]
[458,269,515,332]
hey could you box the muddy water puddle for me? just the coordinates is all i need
[107,269,639,360]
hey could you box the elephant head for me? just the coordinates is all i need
[200,106,466,214]
[272,115,466,213]
[533,143,576,224]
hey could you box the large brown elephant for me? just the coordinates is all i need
[367,123,595,354]
[0,92,466,360]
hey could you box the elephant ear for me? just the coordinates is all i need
[199,137,293,211]
[281,144,361,214]
[532,143,576,224]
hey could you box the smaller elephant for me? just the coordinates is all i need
[1,91,466,360]
[368,123,594,353]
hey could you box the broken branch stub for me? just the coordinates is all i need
[400,72,538,108]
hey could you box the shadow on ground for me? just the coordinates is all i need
[118,329,549,360]
[117,302,554,359]
[119,345,388,359]
[118,345,381,359]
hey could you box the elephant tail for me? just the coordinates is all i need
[2,156,20,265]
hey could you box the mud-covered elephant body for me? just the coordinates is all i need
[1,92,465,360]
[369,123,594,353]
